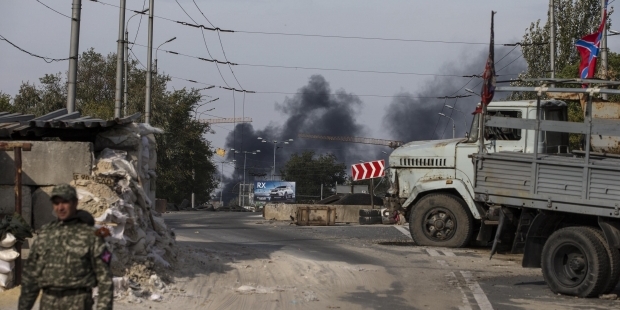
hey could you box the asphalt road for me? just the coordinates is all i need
[161,211,620,310]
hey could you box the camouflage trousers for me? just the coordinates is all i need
[40,290,93,310]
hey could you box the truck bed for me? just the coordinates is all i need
[473,152,620,218]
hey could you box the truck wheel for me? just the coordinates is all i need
[408,193,473,248]
[541,226,610,297]
[359,209,382,217]
[586,227,620,294]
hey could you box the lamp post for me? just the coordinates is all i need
[258,137,293,180]
[124,9,149,117]
[438,113,455,139]
[232,149,260,208]
[154,37,176,73]
[444,105,468,133]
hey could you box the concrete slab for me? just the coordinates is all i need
[0,141,93,186]
[31,186,56,230]
[0,186,32,225]
[264,204,374,223]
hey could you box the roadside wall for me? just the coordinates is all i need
[0,141,93,229]
[264,203,376,223]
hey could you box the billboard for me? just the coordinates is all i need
[254,181,296,203]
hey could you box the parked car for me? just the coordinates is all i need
[269,185,294,200]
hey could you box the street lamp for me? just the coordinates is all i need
[123,8,149,117]
[445,105,469,133]
[465,88,481,97]
[232,149,261,208]
[154,37,176,73]
[438,113,455,139]
[258,137,293,180]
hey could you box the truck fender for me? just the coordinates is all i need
[402,179,482,220]
[522,212,565,268]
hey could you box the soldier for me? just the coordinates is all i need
[18,184,113,310]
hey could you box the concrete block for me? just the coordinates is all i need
[0,186,32,225]
[264,203,296,221]
[263,204,373,223]
[31,186,56,230]
[0,141,93,186]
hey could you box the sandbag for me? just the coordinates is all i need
[0,248,19,262]
[0,271,12,287]
[0,233,16,248]
[0,259,14,274]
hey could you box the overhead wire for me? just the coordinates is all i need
[35,0,73,19]
[130,0,148,50]
[88,0,535,47]
[0,34,71,63]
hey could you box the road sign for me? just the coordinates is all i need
[351,160,385,181]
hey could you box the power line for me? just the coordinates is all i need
[88,0,533,47]
[133,43,479,77]
[191,0,244,90]
[172,0,232,89]
[0,34,72,63]
[130,0,148,50]
[35,0,73,19]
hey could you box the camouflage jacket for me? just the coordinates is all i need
[18,211,113,310]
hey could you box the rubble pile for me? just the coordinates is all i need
[71,124,176,294]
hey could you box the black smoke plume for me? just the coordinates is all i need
[383,46,527,142]
[220,75,378,204]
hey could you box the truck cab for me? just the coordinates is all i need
[386,100,568,247]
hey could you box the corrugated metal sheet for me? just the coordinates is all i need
[0,109,141,139]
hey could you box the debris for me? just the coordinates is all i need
[600,294,618,300]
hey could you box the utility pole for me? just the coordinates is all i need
[123,30,129,117]
[66,0,82,113]
[114,0,126,119]
[191,169,195,208]
[549,0,555,88]
[601,0,608,100]
[144,0,155,124]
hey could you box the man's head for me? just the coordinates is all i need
[50,184,78,221]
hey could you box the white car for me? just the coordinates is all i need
[269,186,294,200]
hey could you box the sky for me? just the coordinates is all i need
[2,0,619,185]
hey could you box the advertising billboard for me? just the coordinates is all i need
[254,181,296,203]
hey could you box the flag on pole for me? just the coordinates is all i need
[474,12,496,114]
[575,0,608,82]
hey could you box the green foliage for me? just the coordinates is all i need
[281,151,347,200]
[4,48,217,204]
[0,92,13,113]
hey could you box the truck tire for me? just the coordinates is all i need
[408,193,473,248]
[359,216,382,225]
[541,226,611,297]
[585,227,620,294]
[359,209,382,217]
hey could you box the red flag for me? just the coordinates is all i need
[575,0,608,84]
[474,12,496,114]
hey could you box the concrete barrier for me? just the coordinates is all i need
[0,141,93,186]
[264,203,376,223]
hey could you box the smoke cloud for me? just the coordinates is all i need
[383,46,527,142]
[220,75,377,203]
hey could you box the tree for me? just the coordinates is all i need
[4,49,218,203]
[0,91,13,113]
[281,151,347,201]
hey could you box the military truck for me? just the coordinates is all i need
[385,81,620,297]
